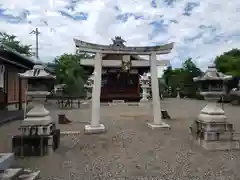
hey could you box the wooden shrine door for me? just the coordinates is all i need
[101,70,140,102]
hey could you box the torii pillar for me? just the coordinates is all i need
[147,53,170,129]
[84,52,106,134]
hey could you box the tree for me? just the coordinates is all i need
[53,53,89,96]
[181,58,202,97]
[162,58,202,97]
[0,32,34,56]
[215,49,240,76]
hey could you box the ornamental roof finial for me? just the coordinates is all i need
[111,36,126,47]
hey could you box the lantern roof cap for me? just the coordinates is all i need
[193,64,232,81]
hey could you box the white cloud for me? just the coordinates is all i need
[0,0,239,74]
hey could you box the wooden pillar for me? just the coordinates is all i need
[18,78,22,110]
[4,65,8,109]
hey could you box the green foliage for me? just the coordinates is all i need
[162,58,202,97]
[53,53,90,97]
[215,49,240,76]
[0,32,34,56]
[158,78,167,93]
[162,48,240,98]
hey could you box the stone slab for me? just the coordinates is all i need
[140,99,149,103]
[100,103,110,106]
[18,169,40,180]
[60,131,81,135]
[0,168,22,179]
[0,153,14,171]
[147,122,171,130]
[193,138,240,151]
[127,103,139,106]
[84,124,106,134]
[112,100,125,103]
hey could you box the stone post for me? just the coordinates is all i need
[84,52,105,134]
[176,87,180,98]
[147,53,170,129]
[140,73,150,102]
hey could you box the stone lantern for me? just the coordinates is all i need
[84,73,94,99]
[176,87,181,98]
[140,72,151,102]
[12,62,60,156]
[229,80,240,105]
[19,63,56,132]
[190,64,240,150]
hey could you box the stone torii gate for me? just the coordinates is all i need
[74,37,174,134]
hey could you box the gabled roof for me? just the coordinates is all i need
[0,43,35,69]
[193,65,232,81]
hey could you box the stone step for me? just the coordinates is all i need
[0,153,15,171]
[18,169,40,180]
[0,168,23,179]
[60,131,81,135]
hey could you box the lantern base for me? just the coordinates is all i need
[197,103,226,123]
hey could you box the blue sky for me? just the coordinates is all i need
[0,0,240,73]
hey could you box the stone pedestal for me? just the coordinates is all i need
[19,93,54,136]
[12,129,60,157]
[190,102,240,150]
[197,103,227,123]
[177,92,180,98]
[140,96,148,102]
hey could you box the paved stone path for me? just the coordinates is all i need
[1,99,240,179]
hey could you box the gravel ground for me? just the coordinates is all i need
[1,98,240,180]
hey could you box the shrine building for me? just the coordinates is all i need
[0,44,35,121]
[77,37,169,102]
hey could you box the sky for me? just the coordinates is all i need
[0,0,240,77]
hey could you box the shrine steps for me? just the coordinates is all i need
[0,153,40,180]
[0,168,40,180]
